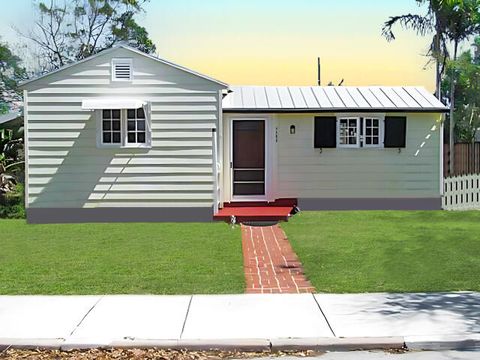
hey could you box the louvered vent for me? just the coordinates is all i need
[112,59,132,81]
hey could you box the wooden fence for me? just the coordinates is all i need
[444,143,480,176]
[443,173,480,210]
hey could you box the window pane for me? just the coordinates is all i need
[103,132,111,143]
[127,120,136,131]
[112,109,121,119]
[373,138,379,145]
[137,108,145,118]
[366,137,372,145]
[137,120,145,131]
[349,137,356,145]
[112,120,121,131]
[349,119,356,127]
[102,121,111,130]
[366,128,371,136]
[373,128,378,135]
[373,119,379,126]
[366,119,371,127]
[137,132,146,143]
[127,109,135,119]
[112,132,121,143]
[102,110,111,119]
[127,132,136,143]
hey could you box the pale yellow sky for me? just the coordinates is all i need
[0,0,436,91]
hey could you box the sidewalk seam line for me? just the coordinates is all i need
[179,295,193,339]
[68,295,103,337]
[312,294,336,337]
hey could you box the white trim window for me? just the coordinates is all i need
[98,106,151,148]
[363,117,382,148]
[336,115,384,148]
[338,117,360,148]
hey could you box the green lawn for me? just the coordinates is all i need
[283,211,480,293]
[0,220,244,294]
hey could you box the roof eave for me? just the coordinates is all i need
[222,107,449,113]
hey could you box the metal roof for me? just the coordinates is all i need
[222,86,448,112]
[0,111,21,126]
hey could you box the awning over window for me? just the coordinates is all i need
[82,98,147,110]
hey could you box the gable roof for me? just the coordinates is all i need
[20,44,228,89]
[223,86,448,112]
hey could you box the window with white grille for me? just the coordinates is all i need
[127,108,147,144]
[363,117,382,148]
[97,106,151,148]
[112,58,132,81]
[338,117,360,148]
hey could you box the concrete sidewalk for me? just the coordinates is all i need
[0,292,479,352]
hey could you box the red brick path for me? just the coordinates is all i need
[241,224,315,294]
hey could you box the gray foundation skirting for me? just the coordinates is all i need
[26,207,214,224]
[298,197,442,210]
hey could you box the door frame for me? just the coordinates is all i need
[228,116,273,202]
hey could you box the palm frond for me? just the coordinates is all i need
[382,14,434,41]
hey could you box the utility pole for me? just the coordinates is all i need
[317,57,321,86]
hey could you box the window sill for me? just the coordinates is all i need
[97,144,152,149]
[122,144,151,149]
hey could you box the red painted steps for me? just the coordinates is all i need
[213,198,297,223]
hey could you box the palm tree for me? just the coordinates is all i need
[443,1,480,173]
[382,0,450,100]
[383,0,480,174]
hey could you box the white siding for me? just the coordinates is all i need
[25,48,225,209]
[275,113,441,198]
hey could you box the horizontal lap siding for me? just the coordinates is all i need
[26,48,222,208]
[276,113,440,198]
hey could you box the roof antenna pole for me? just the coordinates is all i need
[317,57,321,86]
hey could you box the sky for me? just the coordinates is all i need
[0,0,436,91]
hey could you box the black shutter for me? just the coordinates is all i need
[314,116,336,148]
[384,116,407,148]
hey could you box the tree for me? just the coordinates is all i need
[383,0,480,174]
[382,0,451,100]
[0,40,27,114]
[443,0,480,172]
[20,0,156,72]
[442,37,480,142]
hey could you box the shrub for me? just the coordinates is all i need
[0,183,25,219]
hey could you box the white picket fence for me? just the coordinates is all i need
[443,174,480,210]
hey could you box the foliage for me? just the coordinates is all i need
[23,0,156,72]
[0,125,24,197]
[0,183,25,219]
[0,40,27,115]
[382,0,480,98]
[0,40,27,92]
[442,37,480,142]
[0,221,243,294]
[283,211,480,293]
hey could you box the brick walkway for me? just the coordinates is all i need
[241,224,315,294]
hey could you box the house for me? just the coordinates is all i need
[20,45,448,223]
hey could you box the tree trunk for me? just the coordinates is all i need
[435,33,442,100]
[449,42,459,175]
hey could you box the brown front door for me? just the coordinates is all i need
[232,120,265,196]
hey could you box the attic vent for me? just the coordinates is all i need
[112,58,132,81]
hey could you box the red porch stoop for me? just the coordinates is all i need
[213,198,297,223]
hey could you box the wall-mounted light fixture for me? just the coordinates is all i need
[290,125,296,135]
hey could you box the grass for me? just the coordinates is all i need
[282,211,480,293]
[0,220,244,294]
